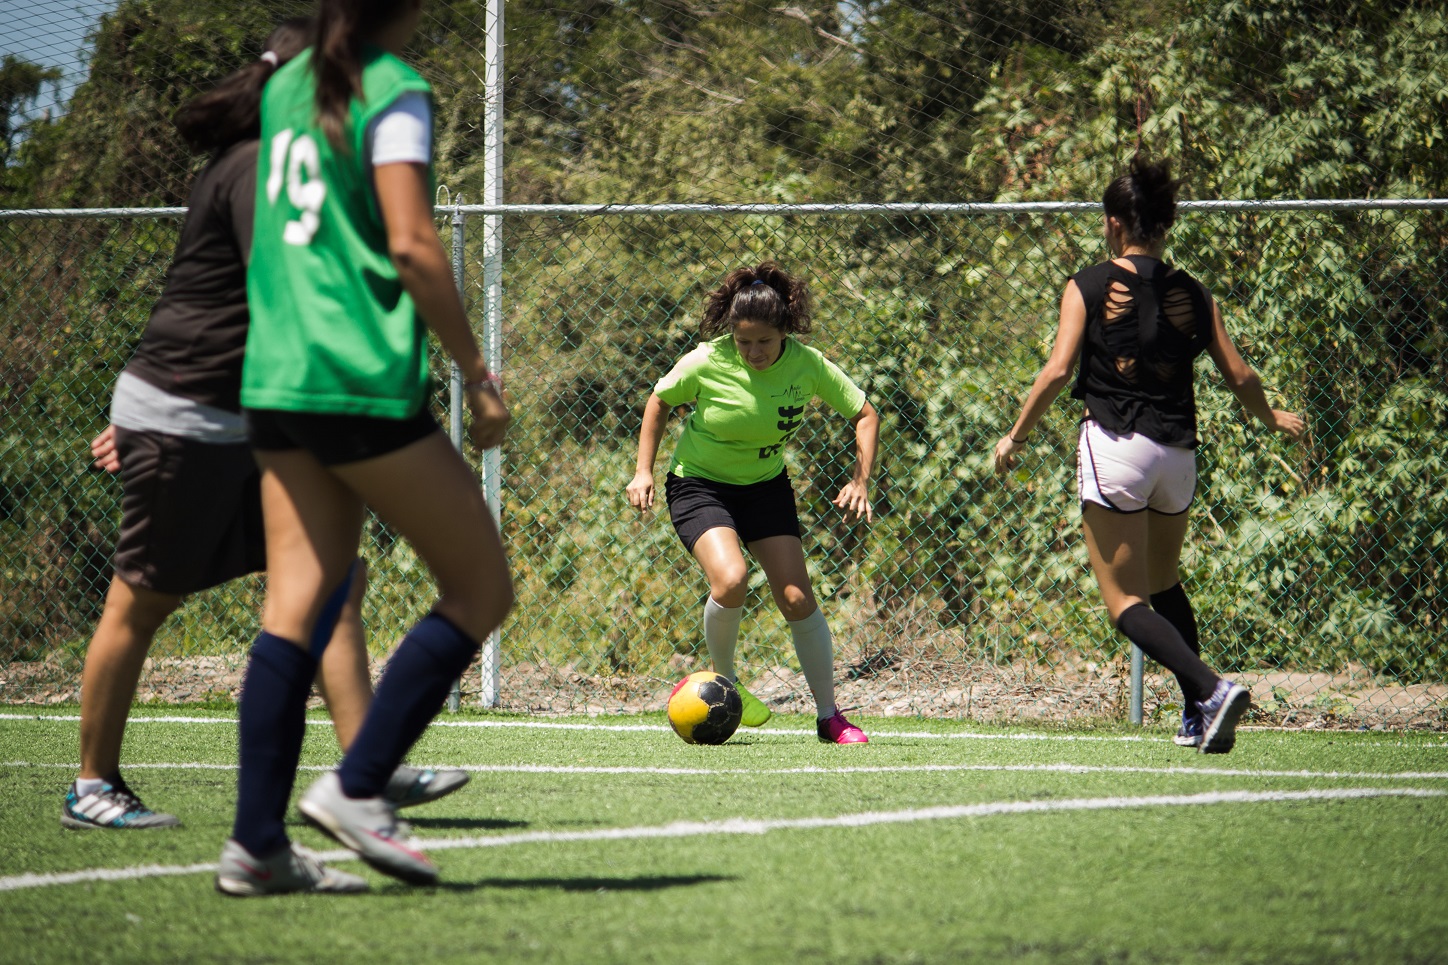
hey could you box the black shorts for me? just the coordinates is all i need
[664,471,801,553]
[246,408,441,467]
[111,427,265,595]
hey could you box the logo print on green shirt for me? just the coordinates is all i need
[760,403,806,459]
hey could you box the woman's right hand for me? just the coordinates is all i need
[993,434,1024,475]
[1266,409,1306,442]
[626,471,655,511]
[466,382,510,450]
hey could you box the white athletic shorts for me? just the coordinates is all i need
[1076,419,1197,515]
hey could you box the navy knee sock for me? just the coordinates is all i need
[1150,583,1203,707]
[1116,603,1218,705]
[231,632,317,857]
[338,613,480,799]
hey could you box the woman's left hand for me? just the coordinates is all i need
[834,479,873,524]
[993,435,1024,475]
[90,424,121,473]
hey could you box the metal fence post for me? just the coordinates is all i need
[446,195,467,714]
[477,0,505,708]
[1129,645,1143,726]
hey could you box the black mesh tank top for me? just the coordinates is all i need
[1069,255,1215,448]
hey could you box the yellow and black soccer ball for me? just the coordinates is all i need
[666,671,744,745]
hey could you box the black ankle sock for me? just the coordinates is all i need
[338,613,480,798]
[231,632,316,857]
[1116,603,1218,703]
[1150,583,1202,706]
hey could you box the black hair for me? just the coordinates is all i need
[172,18,312,154]
[1102,156,1179,247]
[313,0,413,149]
[700,262,813,339]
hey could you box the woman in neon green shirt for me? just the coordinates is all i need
[628,263,880,744]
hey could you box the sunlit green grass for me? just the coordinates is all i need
[3,706,1446,964]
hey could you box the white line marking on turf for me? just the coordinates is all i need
[4,713,1446,748]
[0,861,224,893]
[418,788,1447,854]
[9,760,1448,781]
[1,786,1441,893]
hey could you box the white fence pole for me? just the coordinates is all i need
[446,196,467,713]
[477,0,506,708]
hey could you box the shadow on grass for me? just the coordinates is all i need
[431,873,736,893]
[404,816,530,831]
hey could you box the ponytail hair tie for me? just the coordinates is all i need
[260,51,280,67]
[750,279,767,287]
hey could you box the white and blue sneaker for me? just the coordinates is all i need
[1197,679,1251,755]
[1172,707,1204,748]
[384,765,470,809]
[61,780,180,830]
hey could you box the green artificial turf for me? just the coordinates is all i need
[2,706,1445,964]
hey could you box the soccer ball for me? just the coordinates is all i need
[666,671,743,745]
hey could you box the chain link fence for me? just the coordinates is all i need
[3,200,1445,729]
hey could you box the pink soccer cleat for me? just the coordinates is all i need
[817,711,869,745]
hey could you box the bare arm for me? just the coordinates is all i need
[833,399,879,523]
[374,161,508,450]
[626,392,673,511]
[994,281,1088,474]
[1204,300,1305,440]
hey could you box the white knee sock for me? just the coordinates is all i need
[789,607,836,719]
[703,597,743,680]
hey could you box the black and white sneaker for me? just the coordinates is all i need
[384,765,470,809]
[61,780,180,830]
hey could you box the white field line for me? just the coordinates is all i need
[5,712,1446,747]
[1,786,1441,894]
[7,760,1448,781]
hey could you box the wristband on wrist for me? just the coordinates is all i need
[464,373,503,392]
[1009,433,1029,444]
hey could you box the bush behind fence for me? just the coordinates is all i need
[2,203,1445,728]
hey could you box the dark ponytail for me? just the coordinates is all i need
[1102,155,1179,247]
[700,262,813,339]
[313,0,411,149]
[172,18,312,154]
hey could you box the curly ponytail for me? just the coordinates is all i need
[700,262,813,339]
[171,18,311,154]
[1103,155,1179,247]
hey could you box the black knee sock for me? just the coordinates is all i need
[1150,583,1202,706]
[1116,603,1218,704]
[338,612,480,799]
[232,632,317,857]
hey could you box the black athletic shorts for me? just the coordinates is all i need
[246,407,441,467]
[664,471,801,553]
[111,427,265,595]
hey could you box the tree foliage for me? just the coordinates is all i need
[3,0,1446,690]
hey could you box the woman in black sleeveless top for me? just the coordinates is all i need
[993,158,1304,754]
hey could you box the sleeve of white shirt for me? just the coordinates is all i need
[367,90,432,167]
